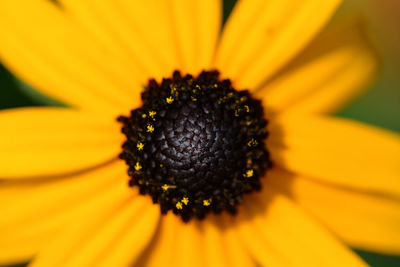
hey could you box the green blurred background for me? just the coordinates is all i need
[0,0,399,266]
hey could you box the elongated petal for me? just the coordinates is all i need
[138,213,255,267]
[0,161,128,265]
[215,0,342,90]
[134,214,176,267]
[269,115,400,196]
[240,192,369,267]
[58,0,221,78]
[0,107,123,178]
[168,0,222,74]
[0,182,41,204]
[0,0,141,114]
[63,199,159,267]
[0,232,54,265]
[96,205,159,267]
[211,216,256,267]
[29,187,154,267]
[59,0,171,81]
[269,168,400,255]
[233,212,291,267]
[171,220,205,267]
[0,161,126,232]
[202,218,232,267]
[256,20,378,114]
[111,0,182,77]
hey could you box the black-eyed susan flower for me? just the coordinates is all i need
[0,0,399,266]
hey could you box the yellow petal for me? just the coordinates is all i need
[0,161,128,264]
[0,161,126,233]
[0,181,40,204]
[63,199,159,267]
[233,209,290,267]
[109,0,182,79]
[245,192,369,267]
[171,220,205,267]
[256,19,377,113]
[0,0,141,114]
[208,216,256,267]
[29,184,147,267]
[0,232,54,265]
[134,213,176,267]
[215,0,342,90]
[96,203,159,267]
[59,0,173,82]
[269,114,400,196]
[269,168,400,255]
[139,213,255,267]
[0,107,123,178]
[169,0,222,74]
[202,218,230,267]
[113,0,186,76]
[256,20,378,114]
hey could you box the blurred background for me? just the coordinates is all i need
[0,0,399,266]
[332,0,400,133]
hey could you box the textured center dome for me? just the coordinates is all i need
[118,70,270,221]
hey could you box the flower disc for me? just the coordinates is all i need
[119,71,271,221]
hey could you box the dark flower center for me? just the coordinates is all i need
[118,70,270,221]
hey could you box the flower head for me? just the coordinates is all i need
[0,0,399,267]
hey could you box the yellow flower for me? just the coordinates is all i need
[0,1,399,267]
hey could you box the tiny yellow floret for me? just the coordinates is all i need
[134,162,142,171]
[244,169,254,178]
[162,184,170,191]
[203,199,211,206]
[166,96,174,104]
[176,202,183,210]
[136,142,144,151]
[247,138,258,147]
[147,124,154,133]
[149,111,156,118]
[170,84,177,92]
[182,197,189,205]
